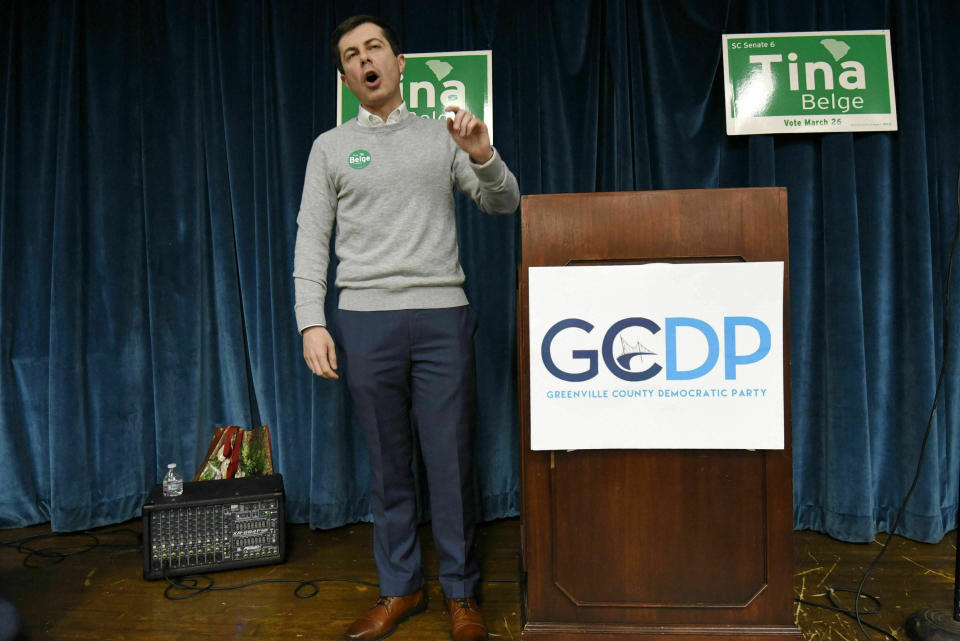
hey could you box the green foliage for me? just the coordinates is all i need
[240,435,268,476]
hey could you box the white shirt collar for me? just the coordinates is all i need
[357,102,407,127]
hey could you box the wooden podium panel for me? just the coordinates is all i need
[517,189,802,641]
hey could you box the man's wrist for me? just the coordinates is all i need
[301,324,327,336]
[469,146,495,165]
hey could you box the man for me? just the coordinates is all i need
[293,14,519,641]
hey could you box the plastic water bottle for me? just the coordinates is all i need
[163,463,183,497]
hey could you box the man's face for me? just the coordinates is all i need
[338,22,405,114]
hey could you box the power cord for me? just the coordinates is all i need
[797,168,960,641]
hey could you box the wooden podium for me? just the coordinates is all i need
[517,188,802,641]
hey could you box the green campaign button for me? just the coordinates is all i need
[348,149,371,169]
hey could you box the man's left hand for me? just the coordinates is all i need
[445,106,493,164]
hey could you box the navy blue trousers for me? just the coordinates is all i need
[338,306,480,598]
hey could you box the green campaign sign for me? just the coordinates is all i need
[722,30,897,135]
[337,50,493,142]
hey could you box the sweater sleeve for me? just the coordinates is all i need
[452,145,520,215]
[293,138,338,332]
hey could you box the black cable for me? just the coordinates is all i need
[162,573,379,601]
[161,572,520,601]
[800,169,960,641]
[796,589,897,641]
[0,528,140,568]
[854,168,960,641]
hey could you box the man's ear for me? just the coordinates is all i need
[340,73,346,84]
[398,54,406,74]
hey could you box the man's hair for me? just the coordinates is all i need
[330,15,402,74]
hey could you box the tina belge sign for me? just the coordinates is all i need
[528,263,785,451]
[722,30,897,135]
[337,51,493,142]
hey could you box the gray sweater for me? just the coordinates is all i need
[293,109,520,331]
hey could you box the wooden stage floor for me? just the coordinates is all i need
[0,517,954,640]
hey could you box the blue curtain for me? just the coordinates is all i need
[1,0,958,543]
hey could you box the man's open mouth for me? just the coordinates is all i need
[364,70,380,86]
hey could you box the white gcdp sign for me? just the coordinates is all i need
[528,263,785,450]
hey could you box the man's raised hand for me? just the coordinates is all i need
[445,106,494,164]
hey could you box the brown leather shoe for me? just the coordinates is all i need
[446,597,488,641]
[343,587,427,641]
